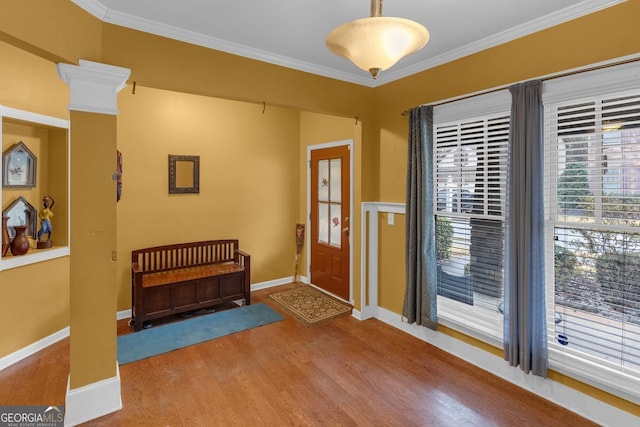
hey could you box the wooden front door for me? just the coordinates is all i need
[310,145,350,300]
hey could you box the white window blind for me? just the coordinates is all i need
[427,59,640,402]
[434,111,509,341]
[544,82,640,399]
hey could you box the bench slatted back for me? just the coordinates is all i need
[132,239,239,273]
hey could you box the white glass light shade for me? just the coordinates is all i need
[326,17,429,78]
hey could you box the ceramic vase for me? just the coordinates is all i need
[10,224,30,256]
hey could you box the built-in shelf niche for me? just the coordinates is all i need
[1,106,70,270]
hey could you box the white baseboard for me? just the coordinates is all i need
[250,276,302,291]
[0,327,70,371]
[375,306,639,427]
[350,309,362,320]
[116,309,132,321]
[64,363,122,426]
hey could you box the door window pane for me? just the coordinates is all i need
[318,160,329,202]
[330,159,342,202]
[330,204,341,248]
[317,156,343,248]
[318,202,329,244]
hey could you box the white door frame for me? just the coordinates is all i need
[306,139,354,304]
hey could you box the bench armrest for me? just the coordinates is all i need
[234,249,251,269]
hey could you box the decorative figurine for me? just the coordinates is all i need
[37,195,55,249]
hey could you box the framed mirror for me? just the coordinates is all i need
[169,154,200,194]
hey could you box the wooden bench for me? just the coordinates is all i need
[131,239,250,331]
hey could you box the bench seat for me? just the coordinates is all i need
[141,262,243,288]
[131,239,250,331]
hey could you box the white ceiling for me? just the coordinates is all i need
[72,0,625,87]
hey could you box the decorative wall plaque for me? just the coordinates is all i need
[3,141,37,188]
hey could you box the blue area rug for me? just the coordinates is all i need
[117,303,283,365]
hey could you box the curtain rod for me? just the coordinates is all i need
[402,53,640,115]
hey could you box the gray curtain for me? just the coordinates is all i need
[504,80,547,376]
[403,105,438,330]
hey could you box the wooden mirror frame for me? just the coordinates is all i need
[168,154,200,194]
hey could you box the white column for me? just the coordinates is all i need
[57,59,130,427]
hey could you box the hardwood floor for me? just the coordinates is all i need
[0,283,597,426]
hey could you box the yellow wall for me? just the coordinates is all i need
[378,213,406,312]
[0,0,102,65]
[100,25,374,121]
[0,257,69,353]
[115,85,302,309]
[46,127,69,247]
[0,40,70,358]
[0,41,68,118]
[99,23,376,310]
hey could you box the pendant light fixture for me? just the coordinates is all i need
[325,0,429,79]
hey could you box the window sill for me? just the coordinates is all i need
[437,297,504,349]
[549,347,640,406]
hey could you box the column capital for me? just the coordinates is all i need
[57,60,131,115]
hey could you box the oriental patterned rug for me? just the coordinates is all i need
[269,285,352,326]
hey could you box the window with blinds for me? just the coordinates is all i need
[545,88,640,391]
[427,61,640,401]
[434,113,509,340]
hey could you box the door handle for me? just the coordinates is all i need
[342,227,349,234]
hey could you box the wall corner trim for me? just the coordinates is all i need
[360,202,406,320]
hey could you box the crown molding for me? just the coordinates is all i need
[97,6,376,87]
[70,0,108,20]
[72,0,626,88]
[378,0,628,85]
